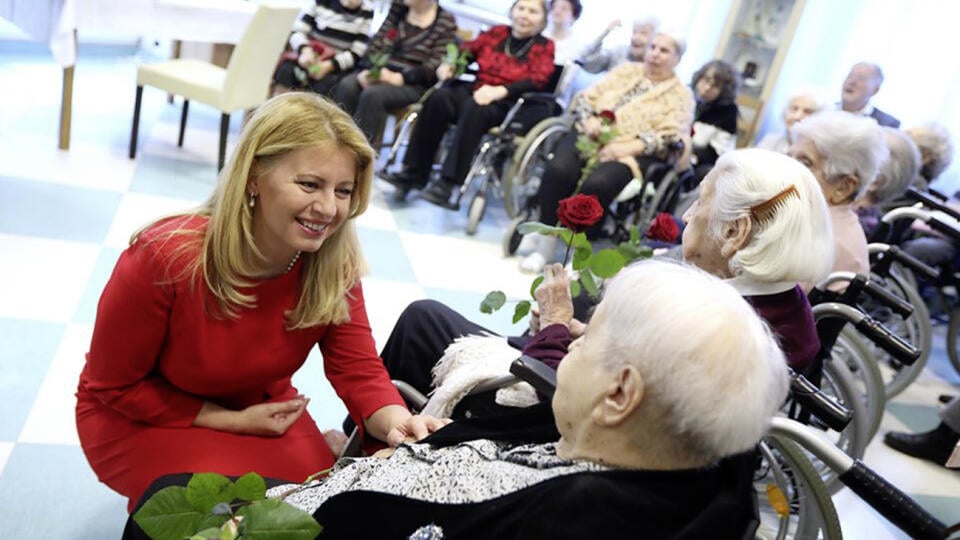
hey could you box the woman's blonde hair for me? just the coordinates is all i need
[133,93,375,328]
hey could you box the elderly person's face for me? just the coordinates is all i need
[644,34,681,80]
[510,0,548,39]
[681,171,732,278]
[628,24,654,60]
[548,0,575,27]
[789,135,858,206]
[841,63,881,110]
[553,305,612,441]
[783,95,819,130]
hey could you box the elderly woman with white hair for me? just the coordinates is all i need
[756,88,829,154]
[789,110,888,280]
[854,127,922,235]
[906,122,955,189]
[681,147,834,372]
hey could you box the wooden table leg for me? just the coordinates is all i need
[58,64,74,150]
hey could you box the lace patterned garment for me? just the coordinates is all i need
[267,440,609,514]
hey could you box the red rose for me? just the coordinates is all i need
[646,212,680,243]
[557,194,604,232]
[385,28,399,42]
[598,110,616,124]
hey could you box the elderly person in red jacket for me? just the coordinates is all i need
[384,0,555,206]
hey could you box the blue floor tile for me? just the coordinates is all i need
[357,227,416,283]
[129,153,219,201]
[0,319,65,440]
[72,247,122,324]
[0,177,122,243]
[885,402,943,433]
[0,443,127,539]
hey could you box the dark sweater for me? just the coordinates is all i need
[746,285,820,372]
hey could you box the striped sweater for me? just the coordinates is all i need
[289,0,375,73]
[361,1,458,87]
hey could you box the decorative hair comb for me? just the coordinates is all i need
[750,185,799,224]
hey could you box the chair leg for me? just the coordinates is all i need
[129,85,143,159]
[177,99,189,147]
[218,113,230,172]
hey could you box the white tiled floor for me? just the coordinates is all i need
[0,43,956,539]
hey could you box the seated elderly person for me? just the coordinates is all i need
[519,30,695,273]
[756,88,828,154]
[906,122,955,190]
[789,110,888,284]
[853,127,922,236]
[124,260,790,539]
[384,0,555,205]
[680,148,834,373]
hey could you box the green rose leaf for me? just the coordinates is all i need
[580,270,599,298]
[590,249,626,278]
[235,472,267,502]
[571,232,590,249]
[569,279,581,299]
[480,290,507,313]
[517,222,565,236]
[513,300,531,324]
[572,244,593,270]
[133,486,206,540]
[186,473,236,513]
[629,224,640,245]
[529,275,545,299]
[198,514,231,532]
[188,527,223,540]
[237,498,322,539]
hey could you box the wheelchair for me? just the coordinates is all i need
[379,63,577,235]
[500,131,691,257]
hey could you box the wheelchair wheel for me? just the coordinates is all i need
[503,117,571,219]
[466,193,486,236]
[946,307,960,374]
[755,436,843,540]
[866,271,931,399]
[834,328,886,442]
[808,358,869,494]
[381,108,419,173]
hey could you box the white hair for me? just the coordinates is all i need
[632,16,660,34]
[599,260,790,461]
[654,30,686,57]
[783,87,830,116]
[906,122,955,180]
[871,127,921,203]
[790,110,889,197]
[709,148,834,284]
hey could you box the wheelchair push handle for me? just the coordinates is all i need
[840,461,949,540]
[859,276,914,318]
[926,213,960,241]
[870,243,940,280]
[510,355,557,398]
[907,186,960,221]
[789,370,853,432]
[855,316,921,365]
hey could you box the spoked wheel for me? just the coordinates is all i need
[754,437,843,540]
[466,192,486,236]
[947,307,960,374]
[834,328,886,442]
[503,117,571,219]
[866,271,931,399]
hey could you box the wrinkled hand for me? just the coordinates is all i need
[379,68,404,86]
[297,47,317,69]
[436,62,455,81]
[597,140,635,162]
[472,85,508,106]
[385,414,451,447]
[534,263,574,328]
[232,396,310,436]
[357,70,373,89]
[530,306,587,338]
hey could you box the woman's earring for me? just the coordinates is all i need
[248,192,256,209]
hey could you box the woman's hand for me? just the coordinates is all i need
[309,60,334,81]
[436,62,454,81]
[194,396,309,436]
[297,47,317,69]
[582,116,603,138]
[379,68,405,86]
[530,306,587,338]
[597,139,644,162]
[357,70,373,89]
[534,263,574,328]
[472,85,508,106]
[385,414,452,447]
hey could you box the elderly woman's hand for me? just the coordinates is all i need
[379,68,405,87]
[297,47,317,69]
[436,62,455,81]
[473,85,509,106]
[534,263,574,329]
[583,116,603,138]
[530,306,587,337]
[597,139,645,162]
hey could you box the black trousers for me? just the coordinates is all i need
[538,129,649,238]
[403,82,513,187]
[273,58,345,97]
[333,74,425,147]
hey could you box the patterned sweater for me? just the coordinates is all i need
[572,62,695,177]
[360,1,458,87]
[463,25,556,99]
[289,0,375,73]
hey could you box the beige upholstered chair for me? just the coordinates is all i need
[128,3,300,171]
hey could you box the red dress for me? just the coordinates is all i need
[75,216,404,510]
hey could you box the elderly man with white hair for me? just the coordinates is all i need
[125,260,790,539]
[840,62,901,128]
[681,147,834,372]
[789,110,888,280]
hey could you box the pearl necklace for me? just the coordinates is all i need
[286,250,302,273]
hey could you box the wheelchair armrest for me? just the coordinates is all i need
[509,356,557,398]
[393,380,429,412]
[517,91,558,103]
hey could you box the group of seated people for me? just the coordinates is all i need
[75,1,960,537]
